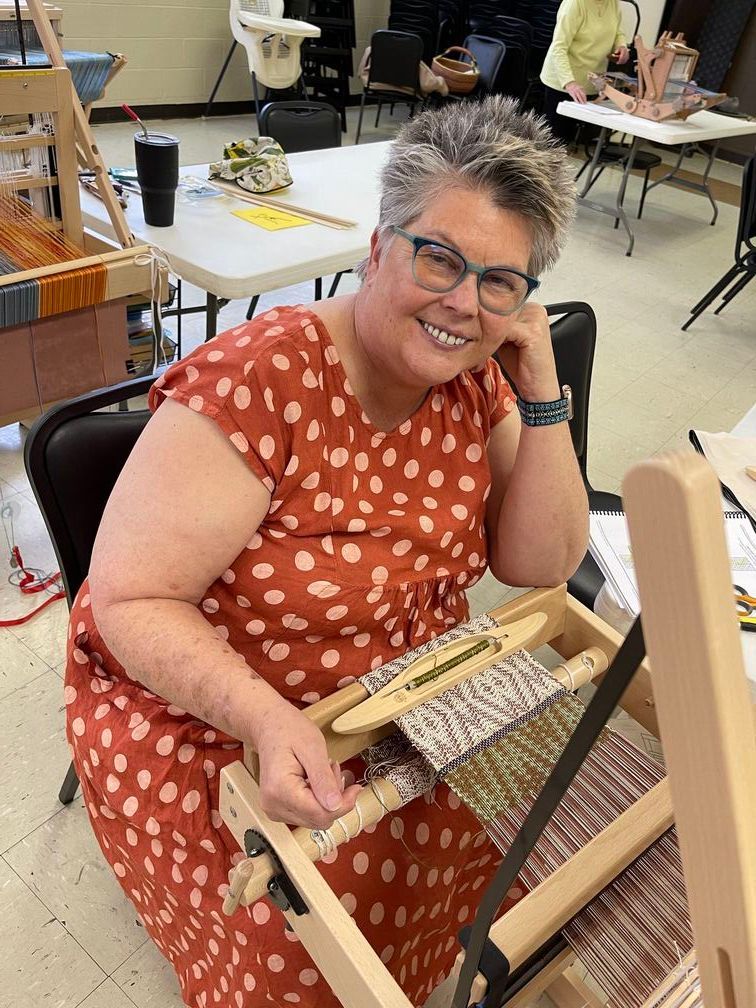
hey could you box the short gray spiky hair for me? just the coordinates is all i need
[357,96,576,280]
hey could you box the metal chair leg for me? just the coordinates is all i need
[328,271,348,298]
[355,91,367,144]
[374,100,382,128]
[314,277,322,300]
[682,264,741,330]
[638,167,652,219]
[59,759,80,804]
[714,270,753,314]
[582,164,606,196]
[246,294,260,321]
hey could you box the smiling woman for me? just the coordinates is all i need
[64,96,589,1008]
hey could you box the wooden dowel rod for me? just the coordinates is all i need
[1,173,59,189]
[0,247,148,288]
[0,134,54,151]
[210,178,356,229]
[238,776,403,906]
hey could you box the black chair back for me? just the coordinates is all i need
[368,29,423,93]
[258,101,341,153]
[24,375,156,605]
[545,302,596,486]
[463,34,506,94]
[736,153,756,252]
[547,302,621,606]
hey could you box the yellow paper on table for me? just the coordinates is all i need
[232,206,312,230]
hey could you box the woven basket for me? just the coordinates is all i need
[431,46,479,94]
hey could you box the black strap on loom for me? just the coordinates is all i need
[451,616,647,1008]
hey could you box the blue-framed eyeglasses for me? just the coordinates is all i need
[392,227,540,316]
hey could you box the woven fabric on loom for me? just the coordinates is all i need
[361,613,588,820]
[359,618,695,1008]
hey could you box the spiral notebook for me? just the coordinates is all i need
[589,509,756,616]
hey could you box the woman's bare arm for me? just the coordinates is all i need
[88,397,358,827]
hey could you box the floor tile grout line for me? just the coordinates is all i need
[3,807,152,987]
[0,848,112,1002]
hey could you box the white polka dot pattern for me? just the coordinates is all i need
[63,307,518,1008]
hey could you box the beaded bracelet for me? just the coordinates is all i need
[517,385,573,427]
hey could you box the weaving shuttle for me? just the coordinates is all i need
[331,611,548,733]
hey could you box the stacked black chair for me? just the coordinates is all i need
[682,154,756,330]
[461,34,507,96]
[482,15,531,105]
[467,0,519,35]
[246,101,344,320]
[296,0,355,132]
[355,30,425,145]
[438,0,466,52]
[24,374,157,805]
[519,0,560,111]
[389,0,440,66]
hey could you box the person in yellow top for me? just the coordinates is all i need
[540,0,630,143]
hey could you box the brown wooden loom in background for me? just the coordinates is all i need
[0,0,160,425]
[218,451,756,1008]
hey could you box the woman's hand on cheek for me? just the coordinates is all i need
[493,303,561,403]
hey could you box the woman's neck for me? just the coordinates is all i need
[314,294,430,432]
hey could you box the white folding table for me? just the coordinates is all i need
[80,142,390,341]
[558,101,756,256]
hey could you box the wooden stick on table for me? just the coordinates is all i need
[210,178,357,230]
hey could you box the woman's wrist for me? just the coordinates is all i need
[229,673,291,747]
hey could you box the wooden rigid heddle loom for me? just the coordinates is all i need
[218,450,756,1008]
[0,0,157,425]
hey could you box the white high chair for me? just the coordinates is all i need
[230,0,320,92]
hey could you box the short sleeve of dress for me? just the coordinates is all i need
[469,358,517,428]
[148,318,294,494]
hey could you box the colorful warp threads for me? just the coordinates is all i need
[360,616,694,1008]
[0,195,106,326]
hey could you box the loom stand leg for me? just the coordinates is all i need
[544,966,606,1008]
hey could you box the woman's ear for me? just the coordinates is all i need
[363,228,383,284]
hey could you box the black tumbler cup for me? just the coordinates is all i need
[134,131,180,227]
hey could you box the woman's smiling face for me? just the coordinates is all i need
[358,185,534,392]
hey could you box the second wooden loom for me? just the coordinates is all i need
[217,451,756,1008]
[0,0,161,425]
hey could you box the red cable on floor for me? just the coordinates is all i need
[0,545,66,627]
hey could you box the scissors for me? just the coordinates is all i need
[734,585,756,632]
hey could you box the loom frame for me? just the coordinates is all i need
[0,64,158,425]
[218,451,756,1008]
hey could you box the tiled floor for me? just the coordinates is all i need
[0,101,754,1008]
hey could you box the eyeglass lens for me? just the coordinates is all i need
[413,242,530,313]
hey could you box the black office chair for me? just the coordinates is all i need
[682,154,756,330]
[247,100,346,320]
[499,303,619,608]
[462,35,506,96]
[355,29,425,145]
[24,374,156,805]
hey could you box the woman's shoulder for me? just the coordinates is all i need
[149,305,332,413]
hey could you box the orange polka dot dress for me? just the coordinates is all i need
[64,305,520,1008]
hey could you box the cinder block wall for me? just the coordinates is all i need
[58,0,389,108]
